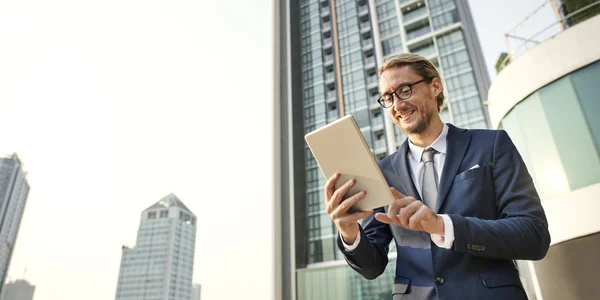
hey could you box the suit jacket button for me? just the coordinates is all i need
[434,276,445,285]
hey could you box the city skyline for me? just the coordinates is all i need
[0,154,31,297]
[115,194,196,300]
[0,0,557,299]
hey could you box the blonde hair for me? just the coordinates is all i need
[378,53,445,112]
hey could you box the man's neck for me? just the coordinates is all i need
[408,118,444,148]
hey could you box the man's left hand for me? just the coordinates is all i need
[375,188,444,235]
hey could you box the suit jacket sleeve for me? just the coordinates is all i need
[448,130,551,260]
[337,206,393,280]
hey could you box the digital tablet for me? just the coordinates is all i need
[304,115,395,212]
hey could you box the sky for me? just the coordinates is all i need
[0,1,555,300]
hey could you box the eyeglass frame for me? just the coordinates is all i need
[377,78,426,108]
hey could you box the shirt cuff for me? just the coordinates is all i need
[340,231,361,251]
[430,214,454,249]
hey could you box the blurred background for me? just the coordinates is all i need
[1,0,599,299]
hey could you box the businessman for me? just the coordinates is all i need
[325,53,550,299]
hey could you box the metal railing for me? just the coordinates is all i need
[406,25,431,41]
[412,44,436,57]
[374,139,386,149]
[328,111,338,119]
[500,0,600,70]
[372,117,384,127]
[403,7,428,23]
[325,73,335,82]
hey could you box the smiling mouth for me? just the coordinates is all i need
[398,109,416,120]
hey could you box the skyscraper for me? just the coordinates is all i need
[0,154,30,296]
[0,279,35,300]
[191,284,201,300]
[276,0,490,298]
[114,194,196,300]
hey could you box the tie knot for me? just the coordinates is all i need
[422,147,437,163]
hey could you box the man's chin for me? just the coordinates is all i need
[399,120,426,135]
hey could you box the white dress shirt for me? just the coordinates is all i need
[342,123,455,250]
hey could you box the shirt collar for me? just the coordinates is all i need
[408,123,449,163]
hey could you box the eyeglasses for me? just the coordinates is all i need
[377,79,426,108]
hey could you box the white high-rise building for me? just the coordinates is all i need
[191,284,201,300]
[0,154,30,296]
[0,279,35,300]
[115,193,196,300]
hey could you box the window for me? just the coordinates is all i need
[148,212,156,219]
[376,1,396,20]
[381,35,403,56]
[159,210,168,218]
[379,18,399,37]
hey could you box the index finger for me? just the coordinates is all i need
[388,196,417,216]
[390,187,406,200]
[324,172,341,203]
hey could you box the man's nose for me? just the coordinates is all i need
[393,94,405,112]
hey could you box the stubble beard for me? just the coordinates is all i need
[397,108,432,135]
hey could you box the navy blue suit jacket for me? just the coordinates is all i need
[337,124,550,299]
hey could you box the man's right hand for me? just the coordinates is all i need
[325,173,373,245]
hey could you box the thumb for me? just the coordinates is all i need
[390,187,406,199]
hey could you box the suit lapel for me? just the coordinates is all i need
[435,124,471,213]
[391,139,421,200]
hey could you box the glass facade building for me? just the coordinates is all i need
[485,13,600,299]
[499,60,600,198]
[278,0,491,299]
[0,154,30,297]
[114,194,196,300]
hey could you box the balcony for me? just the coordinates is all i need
[410,43,436,58]
[374,139,387,153]
[359,21,372,38]
[372,117,384,130]
[403,6,429,31]
[325,72,335,87]
[399,0,422,10]
[327,110,339,120]
[326,91,337,104]
[406,24,432,42]
[370,95,382,110]
[362,38,374,55]
[366,75,379,92]
[364,56,376,73]
[323,37,333,53]
[324,55,334,70]
[358,6,369,21]
[322,23,332,37]
[321,7,330,21]
[403,6,428,23]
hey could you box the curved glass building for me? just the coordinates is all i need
[487,14,600,300]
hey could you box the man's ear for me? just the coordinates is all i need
[430,77,443,98]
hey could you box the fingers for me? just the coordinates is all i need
[408,206,430,230]
[330,190,366,218]
[337,209,373,224]
[326,178,357,214]
[324,173,341,204]
[375,212,395,224]
[387,196,416,222]
[390,187,406,200]
[398,201,422,227]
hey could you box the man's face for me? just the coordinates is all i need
[379,66,440,135]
